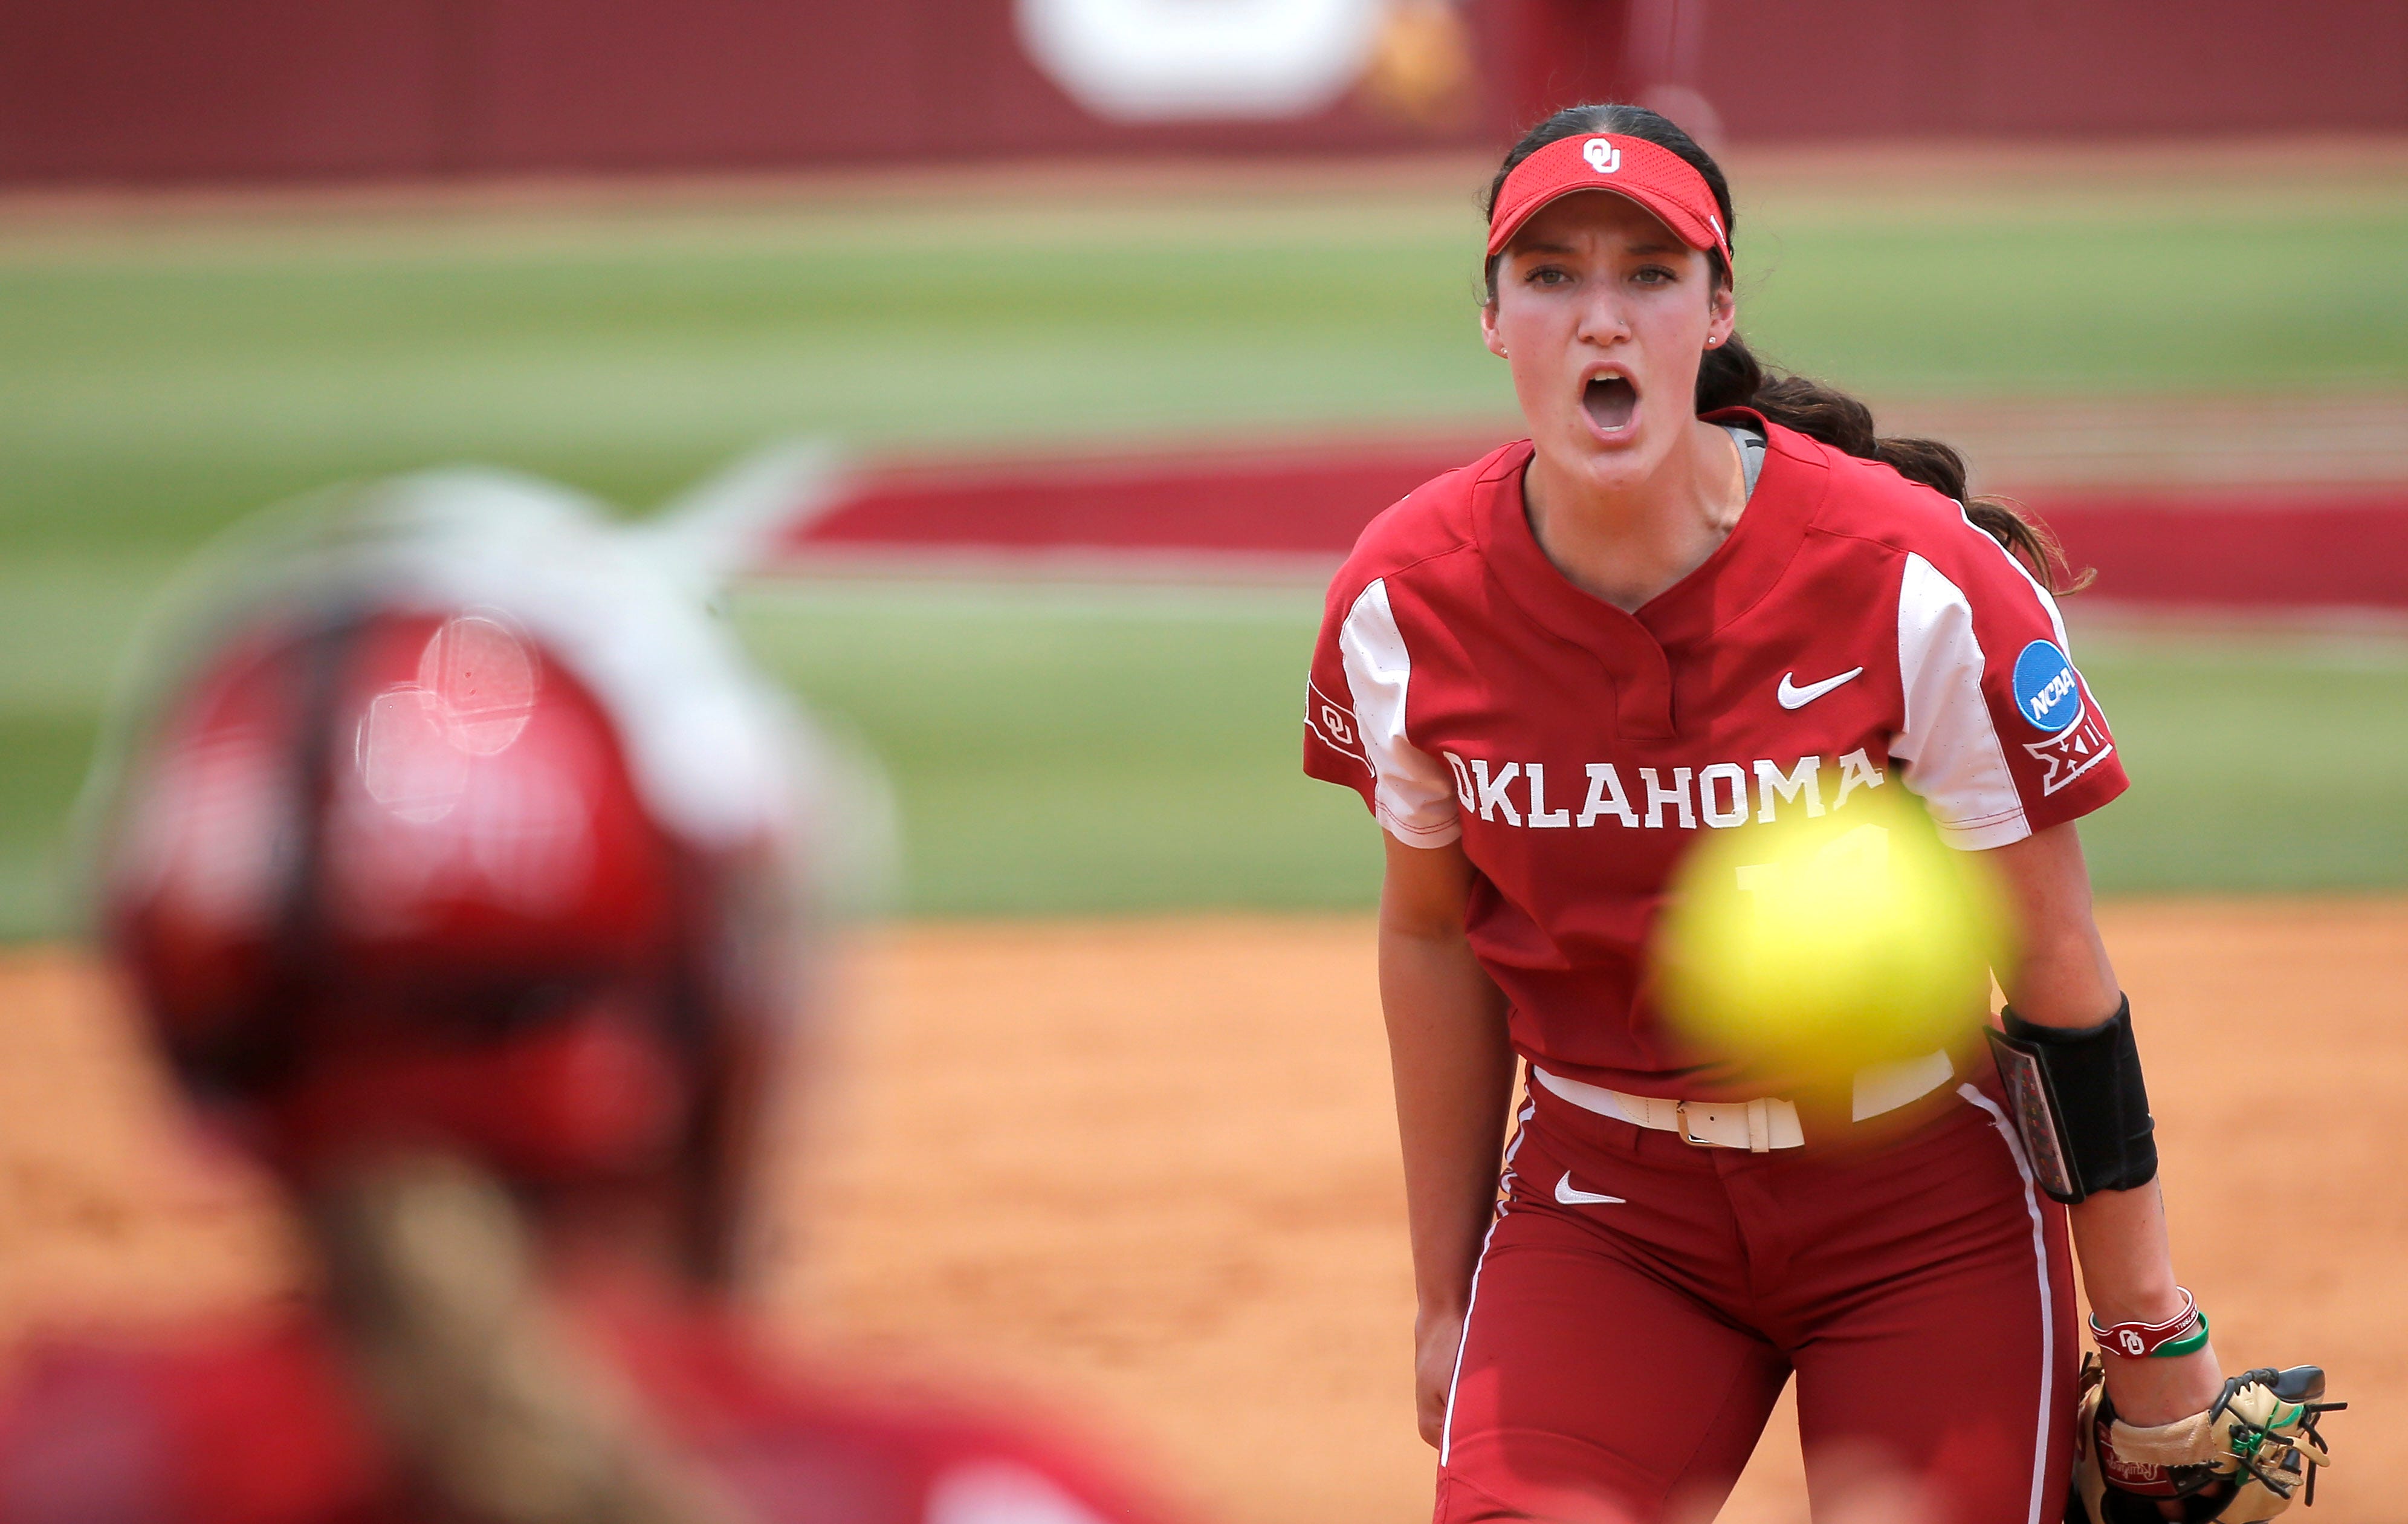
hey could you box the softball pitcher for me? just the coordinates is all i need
[1302,104,2338,1524]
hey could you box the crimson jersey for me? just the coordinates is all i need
[0,1293,1174,1524]
[1303,415,2127,1099]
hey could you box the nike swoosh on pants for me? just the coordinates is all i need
[1553,1171,1625,1207]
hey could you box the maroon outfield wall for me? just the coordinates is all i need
[4,0,2404,184]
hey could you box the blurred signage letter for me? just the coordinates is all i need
[1017,0,1385,120]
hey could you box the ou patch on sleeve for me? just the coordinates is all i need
[1301,577,1461,847]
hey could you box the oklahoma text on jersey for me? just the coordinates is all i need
[1318,745,1892,832]
[1302,416,2128,1099]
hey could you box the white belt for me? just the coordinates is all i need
[1530,1048,1956,1153]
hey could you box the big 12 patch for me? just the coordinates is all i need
[2013,640,2114,796]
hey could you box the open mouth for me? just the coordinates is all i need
[1583,375,1638,434]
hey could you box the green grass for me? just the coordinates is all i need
[1741,209,2408,397]
[3,174,2403,935]
[2077,637,2408,892]
[727,590,2408,912]
[0,554,177,936]
[0,209,1507,555]
[5,576,2401,936]
[4,179,2404,556]
[731,583,1383,917]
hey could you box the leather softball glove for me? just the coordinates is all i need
[2071,1355,2343,1523]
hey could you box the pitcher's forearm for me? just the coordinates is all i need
[1987,825,2221,1422]
[1992,829,2157,1299]
[2008,984,2187,1323]
[2068,1178,2183,1321]
[1379,925,1514,1320]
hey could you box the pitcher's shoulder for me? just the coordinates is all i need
[1331,440,1523,603]
[1767,424,2018,566]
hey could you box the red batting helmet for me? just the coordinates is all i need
[89,472,827,1276]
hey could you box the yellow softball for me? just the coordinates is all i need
[1653,786,2012,1085]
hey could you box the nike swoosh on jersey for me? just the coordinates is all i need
[1776,666,1866,709]
[1553,1172,1626,1207]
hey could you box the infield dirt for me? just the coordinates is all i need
[2,901,2400,1522]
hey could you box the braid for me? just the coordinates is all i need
[1720,345,2090,592]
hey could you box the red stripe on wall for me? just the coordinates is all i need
[2041,495,2408,611]
[781,440,2408,611]
[794,438,1506,558]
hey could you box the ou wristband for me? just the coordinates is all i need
[2090,1288,2209,1358]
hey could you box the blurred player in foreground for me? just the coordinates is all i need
[0,470,1177,1524]
[1302,103,2340,1522]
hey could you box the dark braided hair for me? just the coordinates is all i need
[1483,103,2088,594]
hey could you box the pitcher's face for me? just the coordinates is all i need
[1483,190,1735,493]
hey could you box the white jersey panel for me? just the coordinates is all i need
[1893,552,2030,849]
[1338,577,1463,847]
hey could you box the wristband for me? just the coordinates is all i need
[2146,1313,2210,1358]
[2089,1288,2206,1358]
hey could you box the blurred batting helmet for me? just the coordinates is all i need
[87,470,835,1277]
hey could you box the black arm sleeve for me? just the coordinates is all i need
[1983,996,2157,1205]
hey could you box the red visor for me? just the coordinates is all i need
[1486,133,1731,265]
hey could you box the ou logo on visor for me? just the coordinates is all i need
[1584,138,1622,173]
[2012,640,2085,733]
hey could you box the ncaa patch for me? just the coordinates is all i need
[2011,640,2084,733]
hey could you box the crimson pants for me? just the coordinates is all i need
[1436,1067,2077,1524]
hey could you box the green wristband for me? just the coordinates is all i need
[2149,1311,2210,1358]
